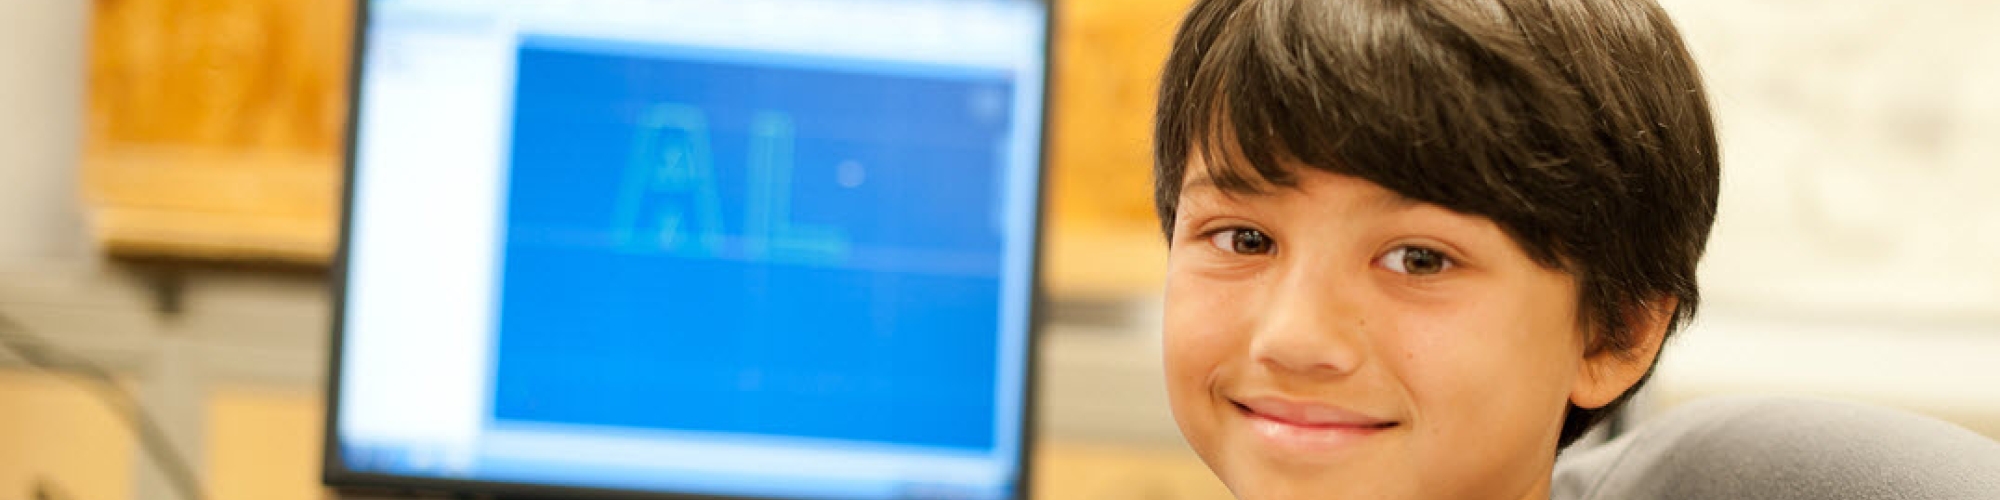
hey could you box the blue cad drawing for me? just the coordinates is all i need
[613,103,727,256]
[613,103,849,265]
[742,111,848,262]
[494,42,1015,450]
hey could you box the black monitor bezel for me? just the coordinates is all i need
[319,1,1059,498]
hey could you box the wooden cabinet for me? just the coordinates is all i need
[82,0,352,265]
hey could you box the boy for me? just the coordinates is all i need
[1151,0,1717,499]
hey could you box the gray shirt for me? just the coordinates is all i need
[1553,396,2000,500]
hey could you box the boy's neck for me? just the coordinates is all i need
[1514,475,1553,500]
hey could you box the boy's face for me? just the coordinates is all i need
[1163,159,1605,500]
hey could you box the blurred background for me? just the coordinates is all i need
[1,1,1996,500]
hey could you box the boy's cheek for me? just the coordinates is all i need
[1161,276,1252,379]
[1161,272,1246,432]
[1160,291,1228,397]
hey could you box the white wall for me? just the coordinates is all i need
[0,0,90,266]
[1663,0,2000,321]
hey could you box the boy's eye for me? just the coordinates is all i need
[1379,246,1452,275]
[1208,228,1274,255]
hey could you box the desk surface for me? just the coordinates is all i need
[0,370,1231,500]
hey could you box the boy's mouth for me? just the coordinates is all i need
[1230,396,1398,454]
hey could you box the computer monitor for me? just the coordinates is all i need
[323,1,1049,499]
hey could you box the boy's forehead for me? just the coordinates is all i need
[1179,160,1422,214]
[1179,144,1286,194]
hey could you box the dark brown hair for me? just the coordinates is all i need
[1153,0,1719,448]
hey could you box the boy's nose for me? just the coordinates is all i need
[1248,272,1368,378]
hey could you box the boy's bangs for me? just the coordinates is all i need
[1156,0,1612,270]
[1170,0,1372,199]
[1183,103,1301,197]
[1165,0,1522,200]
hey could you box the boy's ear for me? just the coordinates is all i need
[1570,297,1677,409]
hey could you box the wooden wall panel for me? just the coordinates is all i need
[82,0,351,265]
[1041,0,1190,297]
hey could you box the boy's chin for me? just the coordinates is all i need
[1217,465,1411,500]
[1210,446,1414,500]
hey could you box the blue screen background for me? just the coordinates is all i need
[490,38,1019,451]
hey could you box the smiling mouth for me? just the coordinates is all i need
[1224,396,1400,456]
[1230,399,1399,428]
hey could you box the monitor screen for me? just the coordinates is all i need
[324,1,1048,499]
